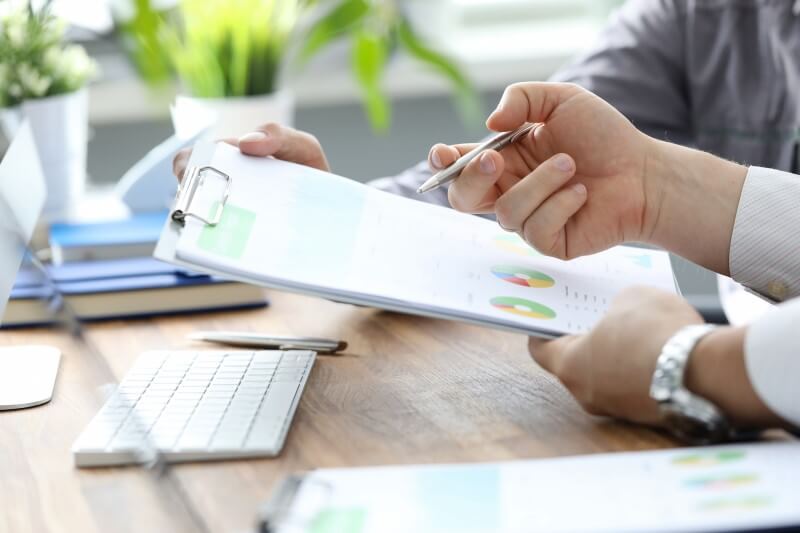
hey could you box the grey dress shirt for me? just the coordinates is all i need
[371,0,800,427]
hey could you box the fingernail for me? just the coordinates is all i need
[238,131,268,143]
[572,183,587,195]
[554,154,573,172]
[431,150,443,169]
[480,152,496,174]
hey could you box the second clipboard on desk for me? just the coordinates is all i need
[257,441,800,533]
[154,140,680,339]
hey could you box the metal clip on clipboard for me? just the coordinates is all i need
[170,165,231,226]
[258,475,333,533]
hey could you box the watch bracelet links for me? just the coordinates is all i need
[651,324,762,444]
[650,324,717,403]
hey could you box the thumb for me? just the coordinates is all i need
[487,82,583,132]
[237,123,329,171]
[528,333,582,375]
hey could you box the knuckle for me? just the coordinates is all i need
[302,131,322,151]
[521,223,548,253]
[493,196,515,227]
[259,122,283,136]
[507,82,527,94]
[447,188,468,212]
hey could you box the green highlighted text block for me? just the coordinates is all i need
[310,508,367,533]
[197,203,256,260]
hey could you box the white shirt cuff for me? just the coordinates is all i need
[744,298,800,427]
[729,166,800,301]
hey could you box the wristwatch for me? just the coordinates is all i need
[649,324,735,444]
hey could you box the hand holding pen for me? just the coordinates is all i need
[421,81,654,264]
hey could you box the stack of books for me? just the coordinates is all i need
[2,212,266,327]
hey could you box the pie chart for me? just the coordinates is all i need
[490,297,556,319]
[492,265,555,288]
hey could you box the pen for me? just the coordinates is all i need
[188,331,348,354]
[417,123,536,194]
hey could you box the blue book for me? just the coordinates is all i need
[2,258,267,327]
[49,211,169,263]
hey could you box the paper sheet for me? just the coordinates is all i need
[0,122,46,321]
[279,442,800,533]
[171,143,677,337]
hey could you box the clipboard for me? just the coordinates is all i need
[256,442,800,533]
[155,141,681,339]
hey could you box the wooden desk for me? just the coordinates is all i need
[0,290,677,533]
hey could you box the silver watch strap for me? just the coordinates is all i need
[650,324,717,403]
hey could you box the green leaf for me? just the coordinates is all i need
[299,0,369,64]
[396,19,481,127]
[117,0,173,85]
[351,29,390,131]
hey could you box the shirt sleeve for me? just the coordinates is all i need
[551,0,692,144]
[729,166,800,301]
[371,0,692,203]
[744,297,800,427]
[368,160,450,206]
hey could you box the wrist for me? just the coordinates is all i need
[640,138,748,275]
[685,326,786,429]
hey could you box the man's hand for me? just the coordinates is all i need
[172,123,330,181]
[529,287,702,426]
[430,82,657,260]
[529,287,784,430]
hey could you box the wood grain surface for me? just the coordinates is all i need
[0,290,679,533]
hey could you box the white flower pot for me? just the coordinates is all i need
[8,88,89,220]
[171,90,295,140]
[0,106,23,139]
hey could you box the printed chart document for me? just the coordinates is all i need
[264,442,800,533]
[156,142,678,337]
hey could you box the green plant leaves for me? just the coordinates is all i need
[114,0,478,131]
[299,0,370,65]
[396,19,480,127]
[116,0,301,98]
[116,0,173,86]
[300,2,478,132]
[351,29,390,131]
[0,3,97,107]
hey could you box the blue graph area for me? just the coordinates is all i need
[415,464,500,532]
[627,254,653,268]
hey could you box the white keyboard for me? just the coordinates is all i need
[72,350,316,467]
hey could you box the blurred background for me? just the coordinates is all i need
[0,0,621,183]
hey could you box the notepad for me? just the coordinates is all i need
[156,142,678,338]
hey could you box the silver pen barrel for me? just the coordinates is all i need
[417,123,535,194]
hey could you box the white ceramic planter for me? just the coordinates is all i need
[2,88,89,220]
[171,90,295,140]
[0,106,23,140]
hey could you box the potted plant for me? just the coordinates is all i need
[0,2,97,219]
[114,0,306,139]
[113,0,476,136]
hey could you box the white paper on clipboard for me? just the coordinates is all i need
[155,141,679,338]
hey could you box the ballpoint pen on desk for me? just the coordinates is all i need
[188,331,348,354]
[417,123,537,194]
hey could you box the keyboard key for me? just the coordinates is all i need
[259,382,301,419]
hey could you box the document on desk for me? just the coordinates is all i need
[156,142,678,337]
[263,441,800,533]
